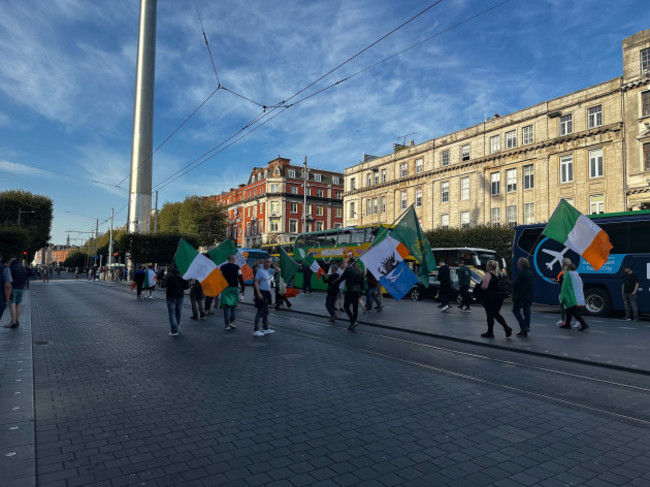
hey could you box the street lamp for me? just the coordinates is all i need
[17,208,36,225]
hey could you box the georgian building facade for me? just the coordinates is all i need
[344,30,650,230]
[211,157,344,248]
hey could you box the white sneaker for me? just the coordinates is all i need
[555,320,564,325]
[441,305,450,312]
[169,332,179,336]
[253,330,265,337]
[263,329,275,334]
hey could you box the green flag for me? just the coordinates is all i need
[280,247,299,283]
[389,206,437,286]
[208,238,238,266]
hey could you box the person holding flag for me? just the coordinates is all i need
[219,254,246,330]
[559,262,589,331]
[253,258,281,336]
[333,258,366,331]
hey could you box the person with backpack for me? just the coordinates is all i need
[5,256,27,328]
[456,260,472,312]
[0,253,13,325]
[479,260,512,339]
[511,257,534,337]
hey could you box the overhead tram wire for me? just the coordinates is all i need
[151,0,511,190]
[193,0,220,86]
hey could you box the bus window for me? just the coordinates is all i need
[351,228,366,244]
[337,230,351,245]
[295,234,318,249]
[318,233,337,247]
[600,222,629,252]
[626,221,650,253]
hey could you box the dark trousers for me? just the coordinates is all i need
[439,285,451,307]
[483,296,509,334]
[254,290,272,330]
[344,292,361,325]
[459,285,471,309]
[565,306,587,327]
[326,294,337,317]
[275,291,291,309]
[512,300,531,331]
[303,272,313,293]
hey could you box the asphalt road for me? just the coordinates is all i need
[2,277,650,487]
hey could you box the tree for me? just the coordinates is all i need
[63,250,87,269]
[0,226,30,259]
[156,201,183,234]
[0,190,53,255]
[118,233,199,264]
[178,196,227,247]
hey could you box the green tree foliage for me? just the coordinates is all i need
[156,201,183,234]
[62,250,87,269]
[177,196,227,247]
[0,190,53,255]
[425,224,515,270]
[0,226,30,260]
[118,233,199,265]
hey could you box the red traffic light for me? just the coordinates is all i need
[113,252,119,256]
[23,251,27,256]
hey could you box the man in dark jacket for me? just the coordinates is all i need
[456,260,472,312]
[163,263,189,336]
[333,259,365,331]
[6,257,27,328]
[511,257,534,336]
[437,260,452,312]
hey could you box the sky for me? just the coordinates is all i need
[1,0,649,246]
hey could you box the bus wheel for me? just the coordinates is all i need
[408,287,422,301]
[584,288,611,316]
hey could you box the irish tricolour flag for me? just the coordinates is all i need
[559,270,586,308]
[543,199,613,271]
[208,238,254,281]
[297,249,325,278]
[174,239,228,297]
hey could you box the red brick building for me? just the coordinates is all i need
[211,157,344,248]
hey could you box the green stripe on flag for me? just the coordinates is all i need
[209,238,238,266]
[543,199,581,244]
[280,247,299,283]
[174,238,198,275]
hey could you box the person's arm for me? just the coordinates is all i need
[237,269,246,293]
[633,280,639,294]
[254,273,262,299]
[481,272,491,290]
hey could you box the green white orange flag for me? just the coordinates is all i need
[543,199,613,271]
[303,252,325,278]
[280,247,299,283]
[208,238,254,281]
[144,268,156,288]
[174,238,228,297]
[559,270,586,308]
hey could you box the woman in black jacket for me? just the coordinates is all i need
[479,260,512,338]
[511,257,534,337]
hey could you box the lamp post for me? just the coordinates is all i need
[17,208,36,225]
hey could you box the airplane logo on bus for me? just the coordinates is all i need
[541,247,570,270]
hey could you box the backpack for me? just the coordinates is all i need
[10,262,27,289]
[497,273,512,297]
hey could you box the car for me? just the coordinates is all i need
[407,267,485,303]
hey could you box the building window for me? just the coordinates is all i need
[372,198,378,214]
[643,92,650,117]
[290,202,298,213]
[270,201,279,214]
[335,208,342,218]
[381,169,387,183]
[645,143,650,171]
[490,172,500,195]
[400,162,408,177]
[349,202,356,218]
[490,135,500,154]
[401,190,407,210]
[289,220,297,233]
[416,187,423,207]
[350,178,356,191]
[560,114,572,136]
[316,221,324,231]
[642,48,650,74]
[441,181,449,203]
[270,221,279,232]
[506,205,517,226]
[461,144,470,161]
[416,158,423,173]
[317,189,324,198]
[524,203,534,224]
[333,176,340,185]
[522,125,534,145]
[366,173,372,186]
[440,214,449,229]
[314,173,322,182]
[460,211,470,229]
[506,130,517,149]
[590,194,605,215]
[270,183,279,193]
[381,196,386,213]
[523,164,534,190]
[506,168,517,192]
[291,186,298,194]
[316,205,323,216]
[259,221,263,233]
[589,149,604,178]
[588,105,602,128]
[373,169,379,185]
[306,204,312,215]
[441,150,450,167]
[560,155,573,183]
[490,207,500,224]
[289,170,296,178]
[367,197,372,216]
[246,222,251,235]
[460,177,470,200]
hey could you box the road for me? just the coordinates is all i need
[1,276,650,486]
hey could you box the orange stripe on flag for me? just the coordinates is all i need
[240,264,254,282]
[395,242,410,259]
[582,229,613,271]
[201,267,229,297]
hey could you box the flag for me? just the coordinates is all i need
[280,247,299,283]
[297,248,325,278]
[208,239,254,281]
[386,206,436,286]
[174,238,228,297]
[543,199,612,271]
[359,235,411,281]
[144,268,156,288]
[559,270,586,308]
[379,260,419,301]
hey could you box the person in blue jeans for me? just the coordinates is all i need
[163,263,189,336]
[365,270,382,311]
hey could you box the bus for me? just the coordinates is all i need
[260,242,293,261]
[240,247,269,284]
[430,247,507,272]
[512,209,650,316]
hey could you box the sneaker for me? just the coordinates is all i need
[481,332,494,338]
[190,316,198,321]
[505,326,513,338]
[578,324,589,331]
[516,331,528,337]
[253,330,265,337]
[617,318,631,321]
[229,322,236,328]
[225,325,234,330]
[559,323,571,329]
[329,316,336,322]
[377,305,383,312]
[555,320,564,325]
[169,332,179,336]
[263,329,275,335]
[3,322,18,329]
[441,305,450,312]
[461,308,472,313]
[199,313,205,320]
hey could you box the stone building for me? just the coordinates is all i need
[344,30,650,230]
[211,157,344,248]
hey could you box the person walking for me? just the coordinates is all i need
[133,266,145,299]
[559,263,589,331]
[511,257,534,336]
[274,273,293,310]
[334,259,365,332]
[479,260,512,338]
[163,263,189,336]
[621,265,640,322]
[144,265,156,299]
[554,258,571,325]
[220,254,246,330]
[301,262,313,295]
[365,270,382,312]
[189,280,205,320]
[437,260,452,312]
[1,253,13,326]
[323,262,340,321]
[5,257,27,328]
[253,258,279,336]
[456,260,472,312]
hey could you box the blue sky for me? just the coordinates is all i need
[1,0,648,245]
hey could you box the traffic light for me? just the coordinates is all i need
[23,251,27,257]
[113,252,119,257]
